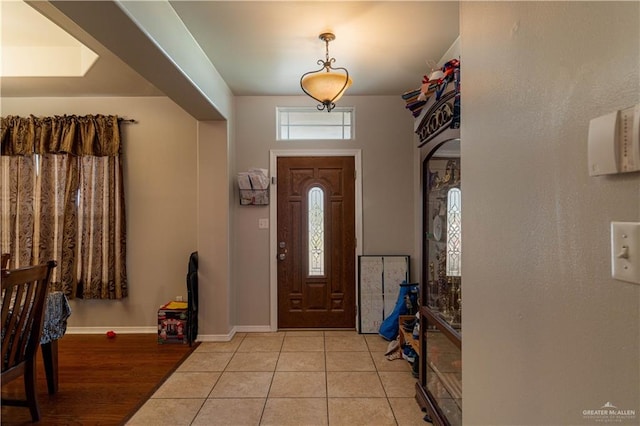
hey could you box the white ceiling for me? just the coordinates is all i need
[1,1,460,108]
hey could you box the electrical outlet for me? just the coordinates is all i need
[175,295,183,302]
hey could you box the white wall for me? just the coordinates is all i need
[1,96,198,331]
[460,2,639,424]
[232,95,416,327]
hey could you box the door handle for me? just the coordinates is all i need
[278,253,286,261]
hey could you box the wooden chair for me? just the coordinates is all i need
[1,260,57,422]
[1,253,9,270]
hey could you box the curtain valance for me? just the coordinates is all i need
[1,114,121,157]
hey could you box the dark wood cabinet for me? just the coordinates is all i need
[416,141,462,426]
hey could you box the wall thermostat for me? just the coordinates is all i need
[588,103,640,176]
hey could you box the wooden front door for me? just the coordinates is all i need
[277,156,356,328]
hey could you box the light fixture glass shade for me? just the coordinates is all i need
[301,71,353,104]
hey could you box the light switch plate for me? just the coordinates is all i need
[258,218,269,229]
[611,222,640,284]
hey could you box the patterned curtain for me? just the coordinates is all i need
[0,115,127,299]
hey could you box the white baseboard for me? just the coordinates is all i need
[197,325,274,342]
[196,330,236,342]
[234,325,273,333]
[66,325,275,341]
[66,326,157,334]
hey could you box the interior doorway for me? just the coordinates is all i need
[269,150,363,330]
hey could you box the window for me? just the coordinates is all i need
[277,107,354,140]
[1,114,127,299]
[446,188,461,276]
[308,186,325,276]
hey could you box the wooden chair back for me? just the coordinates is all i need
[1,253,9,270]
[1,260,57,421]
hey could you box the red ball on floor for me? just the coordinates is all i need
[106,330,116,338]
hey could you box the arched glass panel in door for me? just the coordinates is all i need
[308,186,325,276]
[446,187,461,276]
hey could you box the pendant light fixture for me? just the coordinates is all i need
[300,32,353,112]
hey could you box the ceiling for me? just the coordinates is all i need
[1,1,460,109]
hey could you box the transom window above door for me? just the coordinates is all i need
[277,107,354,140]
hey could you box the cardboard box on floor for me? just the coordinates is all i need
[158,301,188,344]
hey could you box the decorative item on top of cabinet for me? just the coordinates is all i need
[413,59,460,148]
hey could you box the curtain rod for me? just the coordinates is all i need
[118,118,136,123]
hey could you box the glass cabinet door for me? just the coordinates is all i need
[425,156,461,327]
[423,312,462,425]
[418,139,462,426]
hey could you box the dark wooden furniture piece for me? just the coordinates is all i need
[186,251,198,346]
[416,138,462,426]
[1,254,69,395]
[40,291,71,394]
[1,260,56,422]
[398,314,420,354]
[1,253,9,269]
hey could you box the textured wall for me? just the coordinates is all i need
[197,120,233,336]
[461,2,639,424]
[232,95,416,327]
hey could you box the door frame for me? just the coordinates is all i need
[269,149,363,331]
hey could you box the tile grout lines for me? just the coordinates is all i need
[143,331,421,425]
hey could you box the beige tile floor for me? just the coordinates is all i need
[126,330,431,426]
